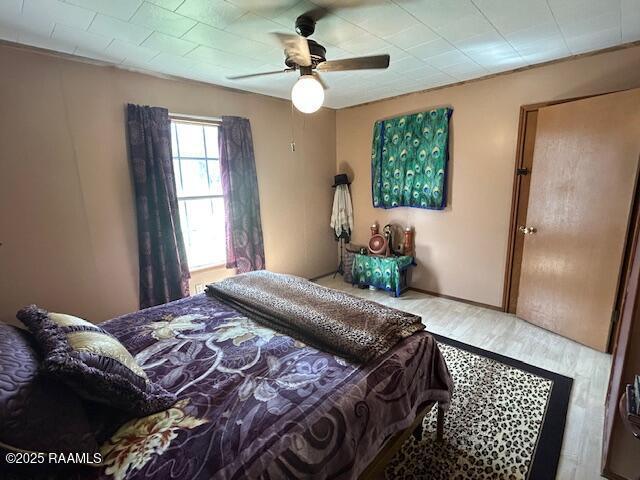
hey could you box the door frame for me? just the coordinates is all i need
[501,104,538,315]
[602,160,640,478]
[501,92,637,352]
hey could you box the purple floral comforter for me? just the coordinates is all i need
[84,294,452,480]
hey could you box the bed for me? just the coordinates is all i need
[5,274,452,480]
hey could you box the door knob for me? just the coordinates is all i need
[519,225,537,235]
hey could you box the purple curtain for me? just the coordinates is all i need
[219,116,265,273]
[126,104,190,308]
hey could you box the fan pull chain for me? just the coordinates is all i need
[290,101,296,152]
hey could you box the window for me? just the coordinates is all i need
[170,119,225,270]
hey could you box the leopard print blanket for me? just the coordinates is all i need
[206,271,425,363]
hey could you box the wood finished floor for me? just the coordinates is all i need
[315,275,611,480]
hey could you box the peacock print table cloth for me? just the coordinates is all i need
[352,254,415,297]
[372,108,452,210]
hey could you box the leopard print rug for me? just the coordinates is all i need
[385,341,553,479]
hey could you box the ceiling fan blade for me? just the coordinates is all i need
[302,6,329,21]
[272,32,311,67]
[313,72,329,90]
[227,69,294,80]
[244,0,402,19]
[316,54,390,72]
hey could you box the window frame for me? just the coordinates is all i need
[170,116,226,271]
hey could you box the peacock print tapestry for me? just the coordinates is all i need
[371,108,453,210]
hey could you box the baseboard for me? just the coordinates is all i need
[601,466,629,480]
[310,273,503,312]
[408,287,503,312]
[309,271,337,282]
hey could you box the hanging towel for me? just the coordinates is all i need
[330,184,354,239]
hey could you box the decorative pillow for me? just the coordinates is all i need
[17,305,176,417]
[0,323,98,455]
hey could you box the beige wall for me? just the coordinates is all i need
[3,42,640,326]
[336,45,640,308]
[0,44,336,326]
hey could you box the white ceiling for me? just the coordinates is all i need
[1,0,639,108]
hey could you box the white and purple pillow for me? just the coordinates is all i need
[17,305,176,417]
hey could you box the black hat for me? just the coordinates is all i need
[332,173,351,187]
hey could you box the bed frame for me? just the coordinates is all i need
[359,402,445,479]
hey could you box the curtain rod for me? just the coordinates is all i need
[169,112,222,124]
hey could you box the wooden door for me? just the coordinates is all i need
[517,89,640,351]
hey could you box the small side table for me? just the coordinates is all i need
[352,254,415,297]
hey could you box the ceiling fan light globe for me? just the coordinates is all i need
[291,75,324,113]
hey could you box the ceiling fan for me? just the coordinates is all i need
[227,7,390,113]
